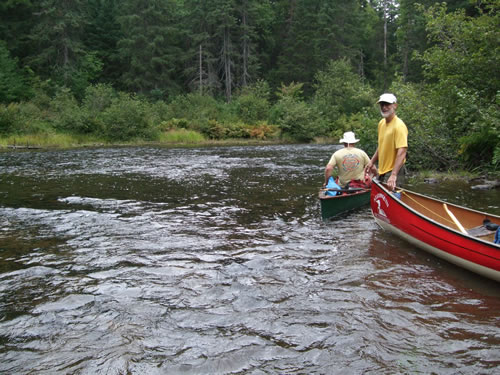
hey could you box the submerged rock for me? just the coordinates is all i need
[424,178,439,184]
[471,180,500,190]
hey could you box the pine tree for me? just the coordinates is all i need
[85,0,124,86]
[0,0,36,62]
[117,0,184,99]
[0,41,30,103]
[182,0,273,101]
[28,0,90,87]
[267,0,374,94]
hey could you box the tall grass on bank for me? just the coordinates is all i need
[158,129,205,144]
[0,133,103,148]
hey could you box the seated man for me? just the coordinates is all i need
[323,131,371,190]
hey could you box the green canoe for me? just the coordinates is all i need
[319,188,371,220]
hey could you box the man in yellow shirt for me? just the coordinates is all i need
[365,93,408,191]
[324,131,371,189]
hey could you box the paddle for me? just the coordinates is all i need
[321,187,366,193]
[443,204,468,234]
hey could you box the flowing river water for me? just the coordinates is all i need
[0,144,499,374]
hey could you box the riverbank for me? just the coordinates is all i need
[0,139,286,150]
[0,132,290,151]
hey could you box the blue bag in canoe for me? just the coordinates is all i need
[326,176,341,196]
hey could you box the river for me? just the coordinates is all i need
[1,144,499,374]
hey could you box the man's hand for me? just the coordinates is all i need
[364,162,372,174]
[364,162,377,177]
[387,174,397,191]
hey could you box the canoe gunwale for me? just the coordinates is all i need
[318,188,370,201]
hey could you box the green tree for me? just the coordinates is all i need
[0,41,30,103]
[351,1,380,82]
[27,0,96,95]
[396,0,434,83]
[366,0,399,91]
[182,0,274,100]
[232,79,271,123]
[270,82,318,141]
[181,0,218,95]
[267,0,384,95]
[234,0,273,89]
[117,0,184,99]
[269,0,339,93]
[100,92,154,140]
[420,0,500,168]
[395,0,486,84]
[207,0,238,101]
[0,1,36,61]
[312,59,375,130]
[85,0,124,86]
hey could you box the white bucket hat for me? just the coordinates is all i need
[377,93,397,104]
[339,131,359,144]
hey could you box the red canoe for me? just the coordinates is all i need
[370,179,500,282]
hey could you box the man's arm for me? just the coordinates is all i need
[365,148,379,176]
[386,147,407,190]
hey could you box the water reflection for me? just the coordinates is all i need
[0,145,499,374]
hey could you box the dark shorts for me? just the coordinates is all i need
[379,166,406,187]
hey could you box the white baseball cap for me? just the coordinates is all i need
[339,131,359,144]
[377,93,397,104]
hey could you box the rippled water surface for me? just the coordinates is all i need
[1,145,499,374]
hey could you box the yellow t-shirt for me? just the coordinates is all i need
[328,147,370,187]
[377,115,408,175]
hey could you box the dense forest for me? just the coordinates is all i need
[0,0,498,172]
